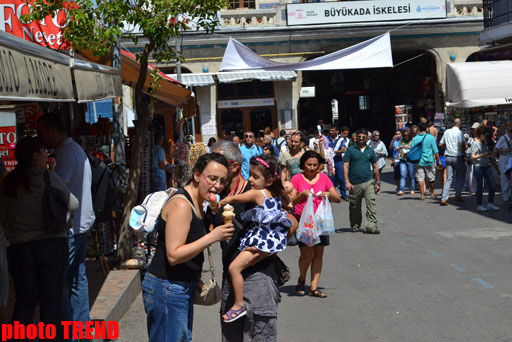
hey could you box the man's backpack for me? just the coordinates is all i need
[406,134,428,164]
[129,188,178,234]
[87,153,113,222]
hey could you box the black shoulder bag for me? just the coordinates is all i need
[43,170,69,233]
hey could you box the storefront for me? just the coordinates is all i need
[445,61,512,133]
[172,70,297,142]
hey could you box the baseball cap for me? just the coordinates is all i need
[471,122,481,129]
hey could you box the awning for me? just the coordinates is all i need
[168,73,215,87]
[446,61,512,108]
[121,50,191,107]
[217,70,297,83]
[72,59,123,103]
[0,29,74,102]
[220,33,393,71]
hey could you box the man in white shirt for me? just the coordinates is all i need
[37,113,95,325]
[495,126,512,201]
[439,118,467,205]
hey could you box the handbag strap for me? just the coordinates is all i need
[167,193,216,281]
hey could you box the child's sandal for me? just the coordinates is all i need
[223,303,247,323]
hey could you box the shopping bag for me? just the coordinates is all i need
[316,197,335,235]
[296,193,320,247]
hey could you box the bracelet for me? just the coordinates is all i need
[375,182,381,185]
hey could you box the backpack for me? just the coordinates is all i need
[87,153,111,221]
[406,134,427,164]
[129,187,178,234]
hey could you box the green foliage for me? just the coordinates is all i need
[23,0,228,63]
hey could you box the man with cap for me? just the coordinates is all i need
[495,125,512,201]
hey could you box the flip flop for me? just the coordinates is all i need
[296,278,306,296]
[223,304,247,323]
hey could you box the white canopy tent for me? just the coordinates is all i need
[446,61,512,108]
[220,32,393,72]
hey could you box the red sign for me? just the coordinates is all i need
[0,112,16,171]
[0,0,73,49]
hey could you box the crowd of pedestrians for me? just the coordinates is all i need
[139,118,512,341]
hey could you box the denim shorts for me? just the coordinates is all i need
[142,273,198,342]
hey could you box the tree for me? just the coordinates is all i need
[26,0,227,262]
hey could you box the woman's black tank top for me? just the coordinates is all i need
[147,189,206,281]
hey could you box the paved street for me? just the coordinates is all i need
[118,167,512,342]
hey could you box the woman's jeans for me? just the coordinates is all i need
[474,165,496,206]
[400,161,416,192]
[142,273,197,342]
[7,237,68,327]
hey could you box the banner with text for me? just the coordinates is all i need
[0,0,74,49]
[287,0,446,26]
[0,42,74,102]
[0,111,16,171]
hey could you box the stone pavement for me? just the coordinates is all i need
[116,166,512,341]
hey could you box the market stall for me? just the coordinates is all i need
[445,61,512,134]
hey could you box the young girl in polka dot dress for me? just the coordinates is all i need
[219,155,292,323]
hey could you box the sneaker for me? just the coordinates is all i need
[487,203,500,211]
[477,205,488,212]
[410,191,415,195]
[366,228,380,234]
[351,225,360,232]
[455,197,464,203]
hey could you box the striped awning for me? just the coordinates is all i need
[216,70,297,83]
[168,73,215,87]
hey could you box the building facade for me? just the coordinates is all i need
[123,0,484,143]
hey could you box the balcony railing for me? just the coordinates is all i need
[220,9,278,28]
[483,0,512,28]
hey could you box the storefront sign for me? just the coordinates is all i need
[300,87,315,98]
[73,68,123,103]
[287,0,446,26]
[218,98,275,109]
[0,111,16,171]
[0,0,73,49]
[0,44,74,101]
[200,113,217,136]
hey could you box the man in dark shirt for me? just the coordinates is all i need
[343,128,380,234]
[211,140,297,342]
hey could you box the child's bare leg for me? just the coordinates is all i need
[228,250,255,310]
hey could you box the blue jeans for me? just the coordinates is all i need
[142,273,197,342]
[399,161,416,192]
[474,165,496,206]
[442,156,467,201]
[331,160,347,198]
[61,232,90,324]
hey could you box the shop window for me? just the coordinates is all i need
[237,82,253,98]
[220,109,244,138]
[218,83,235,99]
[250,108,272,137]
[255,81,272,97]
[359,95,369,110]
[229,0,255,9]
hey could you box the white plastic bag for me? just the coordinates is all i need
[316,196,335,235]
[296,193,320,247]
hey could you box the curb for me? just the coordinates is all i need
[90,269,141,342]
